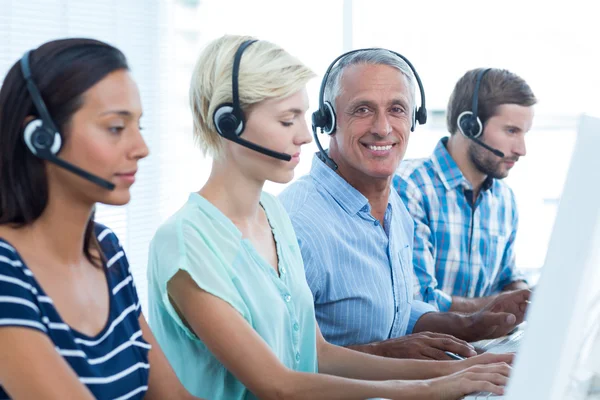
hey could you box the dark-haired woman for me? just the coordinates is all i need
[0,38,200,400]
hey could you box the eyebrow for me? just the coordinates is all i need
[348,97,410,110]
[99,110,142,117]
[280,108,305,116]
[505,124,523,132]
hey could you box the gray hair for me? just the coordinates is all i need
[323,49,416,111]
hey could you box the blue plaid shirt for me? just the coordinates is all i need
[279,155,435,347]
[394,137,524,312]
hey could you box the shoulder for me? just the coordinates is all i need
[396,158,434,181]
[150,196,211,252]
[393,158,437,196]
[278,175,321,217]
[0,238,31,280]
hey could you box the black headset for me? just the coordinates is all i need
[212,39,292,161]
[20,50,116,190]
[456,68,505,158]
[311,48,427,170]
[457,68,491,139]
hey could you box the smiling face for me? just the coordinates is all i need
[47,69,149,206]
[469,103,534,179]
[329,63,413,184]
[225,87,312,184]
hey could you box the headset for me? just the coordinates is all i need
[311,48,427,170]
[212,40,292,162]
[456,68,505,158]
[20,50,116,190]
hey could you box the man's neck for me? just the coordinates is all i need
[445,135,488,196]
[334,162,390,225]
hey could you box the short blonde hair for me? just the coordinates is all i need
[190,35,315,158]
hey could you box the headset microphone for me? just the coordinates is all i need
[213,40,292,162]
[457,68,505,158]
[20,51,116,190]
[467,135,505,158]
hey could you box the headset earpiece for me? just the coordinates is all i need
[23,118,62,156]
[312,101,336,135]
[416,107,427,126]
[457,68,490,139]
[457,110,483,138]
[213,103,244,138]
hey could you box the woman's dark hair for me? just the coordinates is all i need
[0,38,129,266]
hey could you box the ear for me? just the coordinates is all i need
[22,115,36,129]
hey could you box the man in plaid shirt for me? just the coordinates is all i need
[394,68,536,313]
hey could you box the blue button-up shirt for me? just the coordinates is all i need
[394,137,524,312]
[279,155,435,347]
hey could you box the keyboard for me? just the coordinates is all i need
[471,326,525,354]
[464,328,526,399]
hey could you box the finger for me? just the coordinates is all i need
[468,371,509,387]
[463,379,506,396]
[484,311,517,328]
[427,332,475,348]
[470,353,514,367]
[431,338,477,357]
[421,347,454,360]
[464,362,511,378]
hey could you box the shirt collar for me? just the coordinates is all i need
[431,137,494,193]
[310,153,383,216]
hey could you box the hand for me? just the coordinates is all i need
[464,289,531,341]
[453,352,514,372]
[371,332,478,360]
[486,289,531,323]
[421,362,511,400]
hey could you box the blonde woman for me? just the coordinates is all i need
[147,35,512,400]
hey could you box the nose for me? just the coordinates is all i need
[513,134,526,157]
[372,111,392,137]
[130,128,150,160]
[295,119,313,146]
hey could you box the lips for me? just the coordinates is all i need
[114,170,137,184]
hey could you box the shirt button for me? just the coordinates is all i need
[295,352,300,362]
[293,322,299,331]
[284,294,291,303]
[374,220,379,226]
[280,266,286,274]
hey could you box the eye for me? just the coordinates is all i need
[355,106,370,115]
[280,121,294,127]
[109,126,125,134]
[391,105,406,114]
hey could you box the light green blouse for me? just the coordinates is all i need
[147,192,318,400]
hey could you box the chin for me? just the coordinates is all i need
[102,192,131,206]
[267,170,295,185]
[363,166,396,180]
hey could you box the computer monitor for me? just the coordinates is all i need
[505,114,600,399]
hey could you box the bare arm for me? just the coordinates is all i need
[0,327,95,399]
[138,314,202,400]
[168,270,514,399]
[167,270,414,400]
[316,326,512,380]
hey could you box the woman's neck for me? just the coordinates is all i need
[199,159,265,228]
[18,188,94,266]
